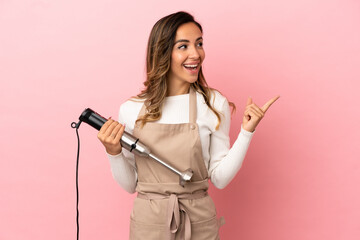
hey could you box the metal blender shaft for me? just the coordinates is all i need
[149,154,193,185]
[120,131,193,186]
[149,153,183,176]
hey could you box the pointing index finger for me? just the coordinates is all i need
[261,95,280,113]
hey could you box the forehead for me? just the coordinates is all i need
[175,22,202,41]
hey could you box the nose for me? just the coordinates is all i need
[189,45,200,59]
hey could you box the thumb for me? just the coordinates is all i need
[246,96,252,106]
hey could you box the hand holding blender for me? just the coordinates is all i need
[79,108,193,186]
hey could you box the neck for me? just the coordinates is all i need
[167,82,190,96]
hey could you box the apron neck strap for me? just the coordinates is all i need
[137,86,197,124]
[189,86,197,124]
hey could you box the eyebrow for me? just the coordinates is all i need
[174,37,203,44]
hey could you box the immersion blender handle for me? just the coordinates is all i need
[79,108,107,130]
[79,108,150,157]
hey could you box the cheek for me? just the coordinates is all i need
[171,53,184,72]
[172,52,184,65]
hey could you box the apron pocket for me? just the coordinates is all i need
[130,218,169,240]
[190,215,221,240]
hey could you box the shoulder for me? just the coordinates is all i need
[196,88,230,131]
[120,97,145,112]
[198,88,228,112]
[118,97,145,126]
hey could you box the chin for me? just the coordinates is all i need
[185,76,199,84]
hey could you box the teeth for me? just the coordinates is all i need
[184,64,198,68]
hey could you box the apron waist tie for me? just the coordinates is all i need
[137,190,208,240]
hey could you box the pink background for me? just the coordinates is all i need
[1,0,359,239]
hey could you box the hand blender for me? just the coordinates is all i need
[74,108,193,186]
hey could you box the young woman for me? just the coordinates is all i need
[98,11,279,240]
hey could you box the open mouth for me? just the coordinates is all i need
[183,64,199,73]
[183,64,198,70]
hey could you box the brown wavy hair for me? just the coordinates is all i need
[133,11,236,130]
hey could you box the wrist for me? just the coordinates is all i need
[106,148,122,156]
[242,123,255,133]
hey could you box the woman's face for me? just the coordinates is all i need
[167,22,205,93]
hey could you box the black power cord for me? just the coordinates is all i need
[71,121,82,240]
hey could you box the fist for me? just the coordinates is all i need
[97,118,125,155]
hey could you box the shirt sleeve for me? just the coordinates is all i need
[208,97,255,189]
[107,103,138,193]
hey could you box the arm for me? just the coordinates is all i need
[107,149,137,194]
[106,104,138,193]
[208,98,255,189]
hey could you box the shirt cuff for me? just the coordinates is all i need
[240,124,255,137]
[106,151,123,159]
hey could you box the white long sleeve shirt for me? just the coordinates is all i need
[107,90,255,193]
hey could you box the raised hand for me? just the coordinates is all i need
[242,95,280,132]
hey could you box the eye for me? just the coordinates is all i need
[178,44,187,49]
[197,42,203,47]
